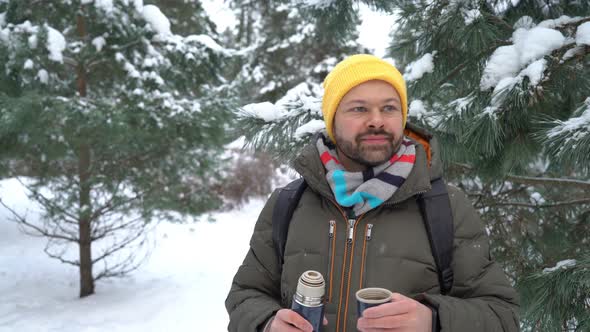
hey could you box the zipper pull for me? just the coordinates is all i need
[366,224,373,241]
[329,220,335,238]
[347,218,355,243]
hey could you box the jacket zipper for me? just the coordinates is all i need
[336,214,356,332]
[360,223,373,289]
[323,197,349,332]
[327,220,336,303]
[320,185,431,331]
[341,212,365,332]
[324,197,371,332]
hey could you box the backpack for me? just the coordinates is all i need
[271,177,454,295]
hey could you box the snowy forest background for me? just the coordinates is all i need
[0,0,589,331]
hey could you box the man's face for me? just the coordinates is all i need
[333,80,404,172]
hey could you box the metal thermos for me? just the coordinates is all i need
[291,270,325,332]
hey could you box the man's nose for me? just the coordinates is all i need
[367,108,384,128]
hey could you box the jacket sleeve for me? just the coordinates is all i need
[225,190,283,332]
[419,186,520,332]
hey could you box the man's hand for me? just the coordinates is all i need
[266,309,328,332]
[357,293,432,332]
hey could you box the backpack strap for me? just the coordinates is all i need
[417,177,455,295]
[272,178,307,268]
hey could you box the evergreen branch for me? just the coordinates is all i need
[451,163,590,189]
[15,178,79,223]
[520,254,590,331]
[87,58,110,71]
[561,45,590,64]
[422,42,511,98]
[559,16,590,29]
[88,181,124,223]
[109,39,143,52]
[62,56,78,68]
[487,14,513,31]
[487,197,590,209]
[88,183,147,224]
[505,175,590,190]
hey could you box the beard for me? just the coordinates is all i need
[335,129,403,168]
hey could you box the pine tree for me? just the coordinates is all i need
[0,0,234,297]
[235,1,590,329]
[225,0,366,105]
[150,0,217,36]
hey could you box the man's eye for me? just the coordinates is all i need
[352,107,366,112]
[383,105,397,112]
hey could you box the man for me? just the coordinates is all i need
[226,54,519,332]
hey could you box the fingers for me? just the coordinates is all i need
[271,319,310,332]
[390,292,410,302]
[357,313,409,330]
[358,328,399,332]
[361,293,417,319]
[272,309,314,332]
[358,293,432,332]
[323,315,328,325]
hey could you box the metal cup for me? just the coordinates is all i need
[356,287,393,317]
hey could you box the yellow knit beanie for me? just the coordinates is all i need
[322,54,407,143]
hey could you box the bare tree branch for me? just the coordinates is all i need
[0,199,78,243]
[91,215,145,241]
[43,238,79,267]
[93,229,153,281]
[91,221,150,265]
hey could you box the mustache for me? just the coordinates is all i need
[356,129,394,141]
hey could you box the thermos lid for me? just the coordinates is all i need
[296,270,325,298]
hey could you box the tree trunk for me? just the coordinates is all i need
[78,143,94,297]
[76,12,94,298]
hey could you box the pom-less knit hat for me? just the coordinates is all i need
[321,54,408,143]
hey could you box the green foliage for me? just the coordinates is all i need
[237,84,322,163]
[0,0,237,290]
[0,0,234,215]
[150,0,218,36]
[390,1,590,176]
[225,0,365,105]
[519,255,590,331]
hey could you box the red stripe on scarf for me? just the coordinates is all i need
[390,154,416,164]
[321,151,340,165]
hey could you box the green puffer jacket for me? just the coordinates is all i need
[225,126,519,332]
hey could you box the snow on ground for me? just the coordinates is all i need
[0,178,266,332]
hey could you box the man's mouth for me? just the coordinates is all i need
[359,135,391,144]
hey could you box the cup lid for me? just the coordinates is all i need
[296,270,325,298]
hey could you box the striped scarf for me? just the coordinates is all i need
[317,134,416,217]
